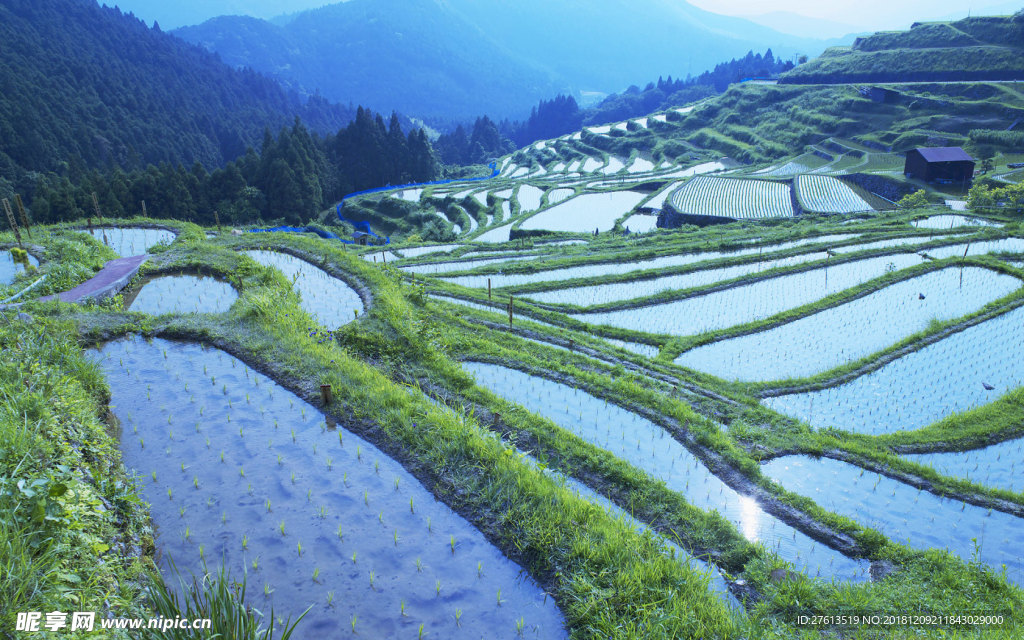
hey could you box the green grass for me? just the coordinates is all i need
[8,215,1024,639]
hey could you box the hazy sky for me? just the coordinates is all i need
[687,0,1021,29]
[110,0,1022,31]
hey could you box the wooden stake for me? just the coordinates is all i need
[14,195,31,238]
[2,199,22,248]
[320,384,333,406]
[141,200,148,218]
[488,278,491,301]
[508,295,513,328]
[382,251,386,264]
[91,192,102,223]
[214,210,222,233]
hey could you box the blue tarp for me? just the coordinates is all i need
[336,162,499,210]
[248,161,499,246]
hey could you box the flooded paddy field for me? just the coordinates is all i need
[464,362,871,582]
[94,337,566,640]
[124,274,238,315]
[244,250,364,328]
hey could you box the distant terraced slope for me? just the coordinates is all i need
[781,14,1024,84]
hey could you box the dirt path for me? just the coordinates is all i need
[40,255,147,303]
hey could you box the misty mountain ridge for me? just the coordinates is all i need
[173,0,851,120]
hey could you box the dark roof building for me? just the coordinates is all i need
[904,147,975,186]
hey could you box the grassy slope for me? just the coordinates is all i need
[0,314,150,637]
[781,15,1024,84]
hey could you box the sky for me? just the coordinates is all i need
[109,0,1022,32]
[687,0,1022,30]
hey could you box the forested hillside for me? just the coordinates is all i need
[0,0,356,199]
[30,109,438,227]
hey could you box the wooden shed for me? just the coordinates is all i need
[904,147,975,186]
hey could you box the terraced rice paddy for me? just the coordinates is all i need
[463,362,871,581]
[622,214,659,233]
[627,158,655,174]
[669,177,793,220]
[520,191,647,233]
[363,250,400,263]
[398,244,461,258]
[400,255,534,275]
[244,250,363,328]
[795,175,874,213]
[474,223,513,244]
[582,158,604,173]
[903,439,1023,494]
[659,162,727,179]
[94,337,566,640]
[604,338,660,358]
[526,251,831,306]
[764,304,1024,433]
[676,267,1021,381]
[88,227,176,256]
[546,189,575,206]
[0,249,38,285]
[763,456,1024,586]
[914,215,1002,229]
[443,235,862,291]
[572,253,931,336]
[514,450,740,608]
[600,158,625,175]
[397,188,423,202]
[124,275,239,315]
[516,185,544,213]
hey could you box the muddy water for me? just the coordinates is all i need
[94,337,565,639]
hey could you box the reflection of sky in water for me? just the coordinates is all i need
[126,275,237,315]
[464,362,870,582]
[93,337,566,640]
[87,227,175,256]
[738,495,761,543]
[766,304,1024,434]
[904,438,1023,495]
[764,456,1024,587]
[677,267,1020,381]
[244,250,364,329]
[1,250,39,285]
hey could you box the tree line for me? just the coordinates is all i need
[24,110,438,227]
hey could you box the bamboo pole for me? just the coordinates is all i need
[2,199,22,248]
[14,195,31,238]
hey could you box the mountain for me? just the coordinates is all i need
[175,0,564,121]
[173,0,849,120]
[0,0,357,196]
[94,0,337,30]
[781,12,1024,84]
